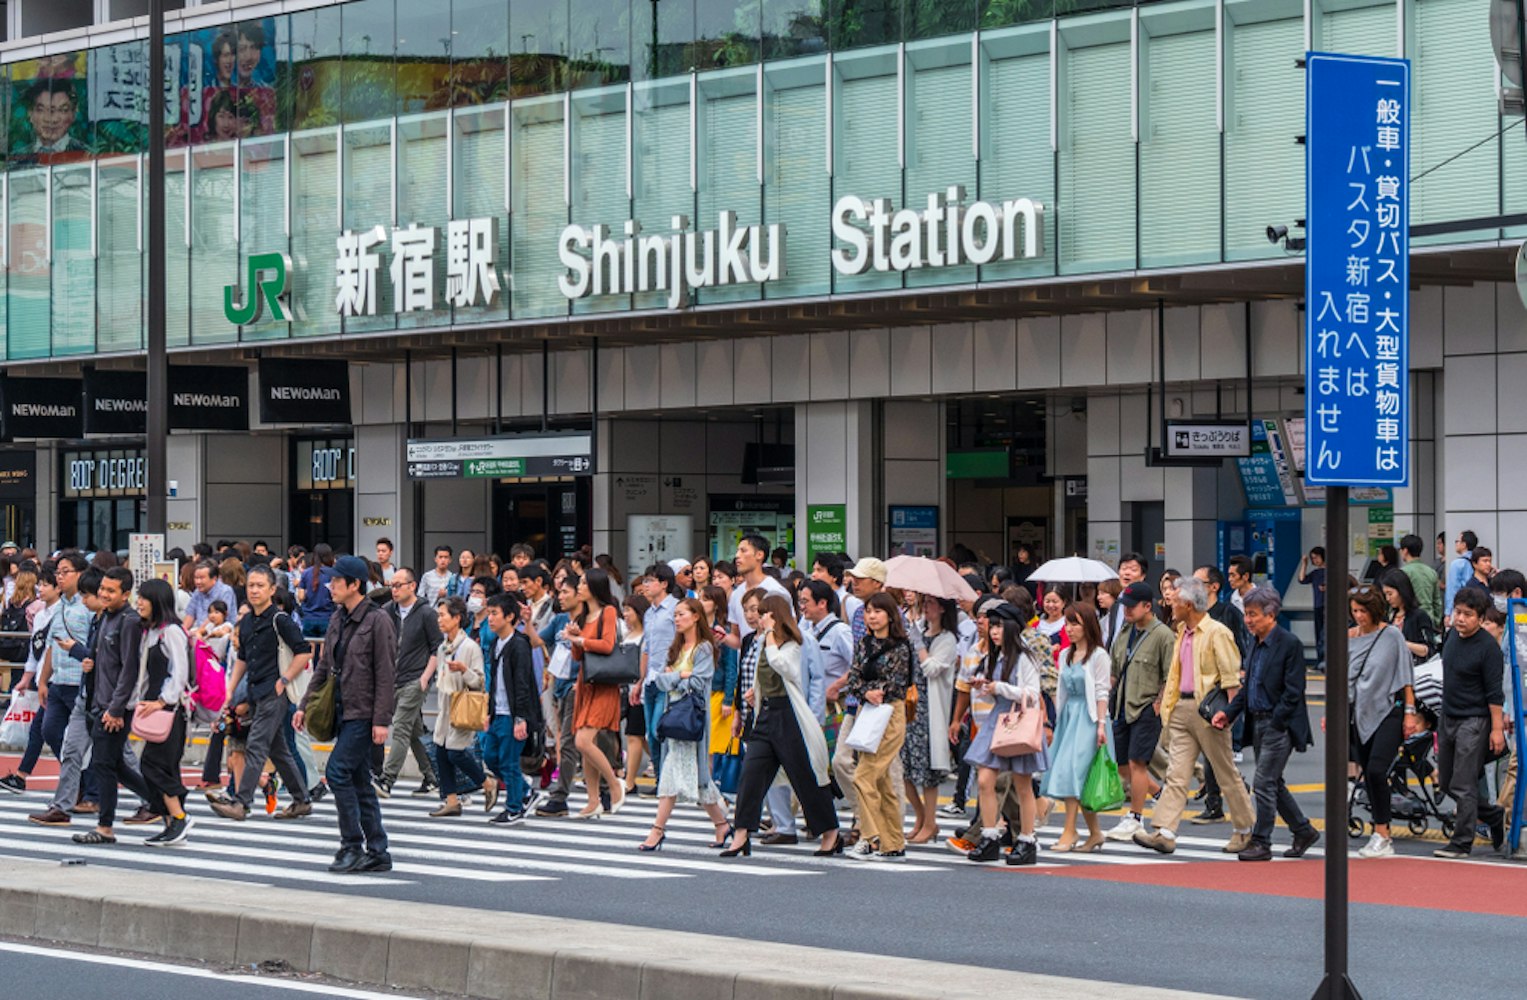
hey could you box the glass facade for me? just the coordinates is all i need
[0,0,1513,359]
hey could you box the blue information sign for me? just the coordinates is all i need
[1304,52,1410,488]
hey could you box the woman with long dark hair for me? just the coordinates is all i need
[963,601,1050,866]
[721,594,839,857]
[565,567,624,817]
[904,594,958,843]
[429,597,488,818]
[1040,603,1113,853]
[135,579,195,846]
[1380,568,1437,662]
[841,592,916,861]
[638,598,729,850]
[1344,584,1416,859]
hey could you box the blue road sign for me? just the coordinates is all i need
[1304,52,1410,489]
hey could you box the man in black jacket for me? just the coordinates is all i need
[1214,586,1318,861]
[72,567,154,845]
[376,567,442,798]
[483,592,541,826]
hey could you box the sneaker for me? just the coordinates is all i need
[937,802,967,818]
[149,815,193,847]
[1233,750,1244,764]
[1356,833,1394,859]
[1433,845,1471,860]
[1105,815,1142,842]
[489,808,526,826]
[0,773,25,794]
[522,788,542,812]
[1189,806,1226,825]
[944,836,975,855]
[411,778,438,798]
[535,800,570,818]
[374,777,393,799]
[845,839,876,860]
[309,782,330,803]
[142,824,174,845]
[868,849,907,862]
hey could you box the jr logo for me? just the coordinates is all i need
[224,252,293,326]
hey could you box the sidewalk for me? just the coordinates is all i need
[0,858,1239,1000]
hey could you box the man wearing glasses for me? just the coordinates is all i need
[375,568,442,798]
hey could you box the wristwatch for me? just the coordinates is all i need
[1403,705,1416,715]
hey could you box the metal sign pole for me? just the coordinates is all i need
[146,0,168,535]
[1508,597,1527,856]
[1312,487,1361,1000]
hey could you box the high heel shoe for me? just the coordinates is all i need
[813,829,845,857]
[638,825,666,852]
[709,824,734,849]
[1080,837,1105,853]
[719,833,752,857]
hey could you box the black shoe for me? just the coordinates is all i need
[966,834,1003,864]
[411,779,438,798]
[309,782,330,803]
[328,847,366,873]
[535,801,569,818]
[814,830,845,856]
[719,833,752,857]
[1189,806,1226,825]
[489,808,526,826]
[356,850,393,873]
[599,790,612,812]
[374,777,393,799]
[1237,840,1273,862]
[1004,839,1038,866]
[148,815,193,848]
[1284,827,1321,859]
[1490,815,1506,852]
[0,773,25,794]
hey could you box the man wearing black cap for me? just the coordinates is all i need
[1103,581,1174,842]
[295,554,397,874]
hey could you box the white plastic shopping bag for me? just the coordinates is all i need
[0,690,40,748]
[844,702,894,754]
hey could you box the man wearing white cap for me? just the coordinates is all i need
[668,558,696,599]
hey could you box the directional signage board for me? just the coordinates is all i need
[406,434,594,480]
[1304,52,1410,488]
[1164,421,1252,459]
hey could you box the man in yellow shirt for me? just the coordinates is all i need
[1133,576,1255,855]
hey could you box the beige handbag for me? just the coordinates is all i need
[449,688,489,732]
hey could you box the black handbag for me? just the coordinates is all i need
[1196,685,1231,726]
[584,644,641,685]
[656,692,706,742]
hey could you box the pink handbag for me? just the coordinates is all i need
[131,704,177,744]
[989,695,1045,758]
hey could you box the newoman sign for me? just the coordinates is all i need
[558,188,1045,304]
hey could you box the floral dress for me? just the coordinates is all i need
[900,640,945,788]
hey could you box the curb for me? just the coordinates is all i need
[0,858,1237,1000]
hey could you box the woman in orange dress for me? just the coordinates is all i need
[566,567,625,818]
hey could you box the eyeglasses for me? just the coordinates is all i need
[1349,585,1375,595]
[389,580,413,589]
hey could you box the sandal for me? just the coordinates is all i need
[71,830,116,845]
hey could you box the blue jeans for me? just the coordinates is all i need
[22,682,77,774]
[435,742,488,800]
[281,699,309,788]
[480,715,527,809]
[326,719,388,854]
[643,684,665,782]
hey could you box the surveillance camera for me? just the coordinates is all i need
[1267,225,1289,245]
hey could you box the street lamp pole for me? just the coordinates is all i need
[146,0,167,535]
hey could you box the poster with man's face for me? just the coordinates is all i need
[8,53,90,164]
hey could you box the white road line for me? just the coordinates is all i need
[0,833,409,886]
[0,940,426,999]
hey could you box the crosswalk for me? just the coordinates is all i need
[0,789,1322,890]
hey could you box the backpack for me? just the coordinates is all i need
[189,636,227,721]
[0,602,29,663]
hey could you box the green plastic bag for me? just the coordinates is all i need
[1080,744,1125,813]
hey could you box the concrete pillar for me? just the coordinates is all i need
[356,424,408,563]
[881,400,943,555]
[1162,465,1219,575]
[794,401,875,563]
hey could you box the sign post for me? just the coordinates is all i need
[1304,51,1410,1000]
[1507,598,1527,858]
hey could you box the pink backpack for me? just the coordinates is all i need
[190,638,226,717]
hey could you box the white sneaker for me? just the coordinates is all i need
[1233,751,1244,764]
[1105,815,1143,842]
[845,840,875,860]
[1356,833,1394,859]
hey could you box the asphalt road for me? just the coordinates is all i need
[2,692,1521,1000]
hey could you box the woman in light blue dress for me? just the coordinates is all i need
[1040,603,1115,853]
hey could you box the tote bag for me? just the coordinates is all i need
[844,702,894,754]
[989,695,1045,757]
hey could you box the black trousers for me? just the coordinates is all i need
[733,697,838,836]
[1355,706,1405,827]
[140,712,189,807]
[89,721,156,828]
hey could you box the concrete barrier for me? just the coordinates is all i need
[0,858,1238,1000]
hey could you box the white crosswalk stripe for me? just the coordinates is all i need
[0,789,1320,889]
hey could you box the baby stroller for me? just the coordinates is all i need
[1348,655,1453,839]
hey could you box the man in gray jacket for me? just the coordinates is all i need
[377,567,441,798]
[72,568,153,845]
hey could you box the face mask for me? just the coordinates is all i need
[467,596,485,614]
[1493,594,1508,613]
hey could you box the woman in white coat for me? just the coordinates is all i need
[1039,603,1114,852]
[721,594,841,857]
[904,594,958,843]
[429,597,489,818]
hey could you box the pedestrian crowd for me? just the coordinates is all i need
[0,526,1516,870]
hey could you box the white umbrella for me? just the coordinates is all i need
[1024,556,1119,584]
[883,555,979,602]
